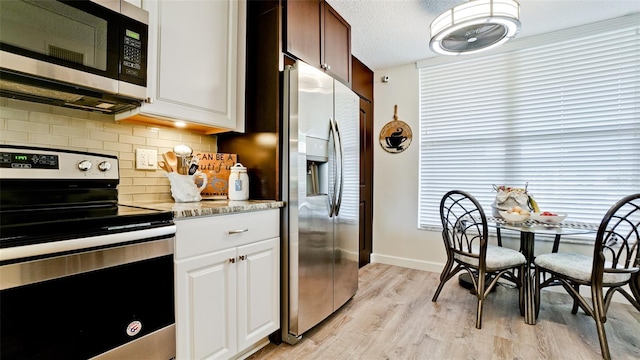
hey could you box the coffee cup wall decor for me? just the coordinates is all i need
[379,105,412,154]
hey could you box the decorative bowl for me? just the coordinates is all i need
[530,212,567,224]
[498,210,530,223]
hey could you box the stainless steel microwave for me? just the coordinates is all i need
[0,0,149,114]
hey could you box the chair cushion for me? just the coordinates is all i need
[534,252,632,284]
[454,244,526,269]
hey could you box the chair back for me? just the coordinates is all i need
[593,193,640,282]
[440,190,489,267]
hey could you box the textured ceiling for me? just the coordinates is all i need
[326,0,640,71]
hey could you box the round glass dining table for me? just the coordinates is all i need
[488,217,599,325]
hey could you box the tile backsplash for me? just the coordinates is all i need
[0,98,218,202]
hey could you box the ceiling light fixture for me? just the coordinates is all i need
[429,0,521,55]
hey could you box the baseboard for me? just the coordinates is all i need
[370,253,443,273]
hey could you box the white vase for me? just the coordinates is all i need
[166,172,208,202]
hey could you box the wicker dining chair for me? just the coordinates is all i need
[432,190,526,329]
[534,193,640,360]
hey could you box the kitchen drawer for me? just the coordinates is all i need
[175,209,279,260]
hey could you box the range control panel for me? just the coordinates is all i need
[0,152,59,170]
[0,146,119,180]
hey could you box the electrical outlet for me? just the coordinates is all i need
[136,148,157,170]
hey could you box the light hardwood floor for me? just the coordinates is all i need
[248,263,640,360]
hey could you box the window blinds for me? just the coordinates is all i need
[417,14,640,230]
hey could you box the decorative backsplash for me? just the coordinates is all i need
[0,98,218,202]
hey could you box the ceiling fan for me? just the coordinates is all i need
[430,0,521,55]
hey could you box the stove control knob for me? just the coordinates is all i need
[78,160,92,171]
[98,161,112,172]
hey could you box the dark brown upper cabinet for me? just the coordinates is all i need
[285,0,352,84]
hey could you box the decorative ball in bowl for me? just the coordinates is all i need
[499,210,530,223]
[530,211,567,224]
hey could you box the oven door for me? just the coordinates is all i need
[0,237,175,360]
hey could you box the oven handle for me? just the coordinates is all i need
[0,225,176,262]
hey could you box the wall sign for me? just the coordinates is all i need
[379,105,412,153]
[196,153,238,199]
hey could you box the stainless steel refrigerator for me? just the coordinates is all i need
[281,61,360,344]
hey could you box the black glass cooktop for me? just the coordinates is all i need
[0,204,173,249]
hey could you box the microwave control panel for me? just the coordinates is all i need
[122,29,143,79]
[119,15,148,87]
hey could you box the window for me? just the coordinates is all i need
[417,14,640,230]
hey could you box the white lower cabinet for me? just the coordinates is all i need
[176,247,237,359]
[175,210,280,360]
[236,238,280,351]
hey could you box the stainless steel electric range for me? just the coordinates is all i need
[0,145,176,360]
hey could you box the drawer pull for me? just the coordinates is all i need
[228,229,249,235]
[228,258,236,263]
[238,255,246,261]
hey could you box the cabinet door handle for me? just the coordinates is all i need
[238,255,246,261]
[228,257,236,263]
[228,229,248,235]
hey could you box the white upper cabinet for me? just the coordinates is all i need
[121,0,246,133]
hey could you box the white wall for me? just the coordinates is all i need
[371,63,446,273]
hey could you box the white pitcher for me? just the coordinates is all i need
[166,171,208,202]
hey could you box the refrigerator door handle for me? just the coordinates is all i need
[329,117,339,217]
[333,118,344,216]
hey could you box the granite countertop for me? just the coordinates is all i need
[123,200,284,219]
